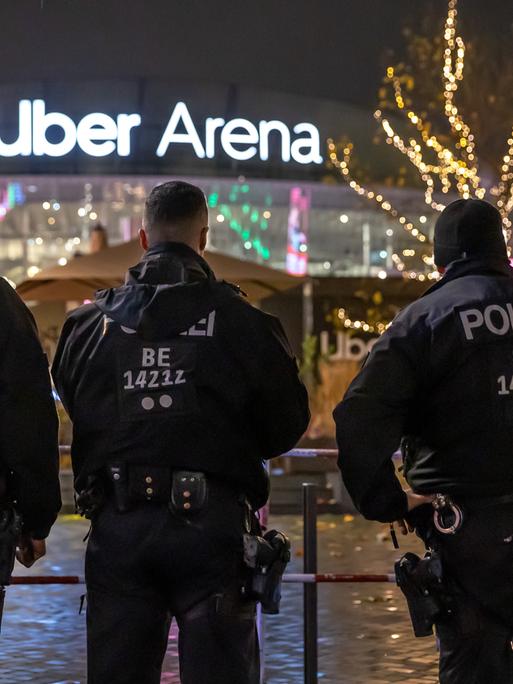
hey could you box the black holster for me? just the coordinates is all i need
[243,530,291,614]
[395,551,453,637]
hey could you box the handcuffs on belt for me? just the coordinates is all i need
[390,492,464,549]
[432,493,464,535]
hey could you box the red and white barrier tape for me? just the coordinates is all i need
[9,573,397,585]
[283,573,396,583]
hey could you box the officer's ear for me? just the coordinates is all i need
[139,228,149,252]
[199,226,209,255]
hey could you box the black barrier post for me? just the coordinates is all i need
[303,483,318,684]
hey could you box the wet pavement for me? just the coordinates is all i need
[1,514,439,683]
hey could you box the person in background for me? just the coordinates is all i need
[89,223,108,253]
[52,180,310,684]
[334,199,513,683]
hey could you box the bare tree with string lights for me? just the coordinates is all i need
[328,0,513,280]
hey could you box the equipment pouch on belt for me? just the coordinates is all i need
[243,530,291,615]
[395,551,452,637]
[105,464,210,513]
[170,471,208,515]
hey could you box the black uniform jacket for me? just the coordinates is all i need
[334,256,513,522]
[52,242,310,508]
[0,280,60,538]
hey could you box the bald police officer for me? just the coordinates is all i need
[52,180,309,684]
[334,199,513,683]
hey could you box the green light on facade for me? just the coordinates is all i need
[208,193,218,208]
[228,193,237,202]
[242,204,250,215]
[262,247,270,260]
[264,195,272,206]
[260,219,268,230]
[250,210,259,223]
[7,185,16,210]
[241,184,250,193]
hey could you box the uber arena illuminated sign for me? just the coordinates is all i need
[0,100,323,165]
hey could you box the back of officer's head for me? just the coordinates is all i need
[141,181,209,253]
[434,198,507,269]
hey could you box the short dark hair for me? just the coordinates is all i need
[144,181,207,235]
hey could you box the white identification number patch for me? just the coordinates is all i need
[123,368,186,390]
[117,341,197,420]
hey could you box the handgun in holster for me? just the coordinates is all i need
[395,551,452,637]
[243,530,291,614]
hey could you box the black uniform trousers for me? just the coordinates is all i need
[415,503,513,684]
[85,488,260,684]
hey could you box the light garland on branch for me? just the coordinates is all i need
[328,139,429,244]
[329,0,513,273]
[328,139,436,280]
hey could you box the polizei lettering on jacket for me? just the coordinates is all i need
[459,303,513,340]
[0,100,323,164]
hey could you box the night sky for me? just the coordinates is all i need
[1,0,512,108]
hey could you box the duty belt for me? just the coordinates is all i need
[105,463,239,514]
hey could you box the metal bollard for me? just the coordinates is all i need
[303,483,318,684]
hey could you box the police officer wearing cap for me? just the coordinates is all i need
[52,180,310,684]
[334,199,513,683]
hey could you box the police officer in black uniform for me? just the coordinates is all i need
[0,278,60,565]
[334,199,513,683]
[52,180,310,684]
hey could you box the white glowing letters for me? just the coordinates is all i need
[0,100,141,158]
[320,331,377,362]
[0,99,323,164]
[156,102,323,164]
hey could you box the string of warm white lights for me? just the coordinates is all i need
[442,0,479,171]
[327,139,434,280]
[341,317,388,334]
[329,0,513,271]
[391,251,440,283]
[327,139,429,244]
[380,0,485,201]
[494,131,513,231]
[336,307,390,334]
